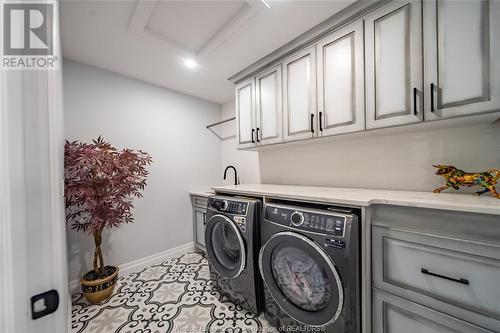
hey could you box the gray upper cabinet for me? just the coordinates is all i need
[283,46,317,142]
[365,0,423,129]
[232,0,500,150]
[316,20,365,137]
[424,0,500,120]
[236,78,256,149]
[255,65,283,146]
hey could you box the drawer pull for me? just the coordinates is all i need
[413,87,418,115]
[430,83,436,112]
[421,268,469,286]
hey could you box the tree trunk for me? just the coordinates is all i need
[93,228,105,275]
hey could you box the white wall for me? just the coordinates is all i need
[63,60,222,281]
[259,122,500,192]
[220,100,260,185]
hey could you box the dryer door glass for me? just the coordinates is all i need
[259,231,343,327]
[205,215,246,279]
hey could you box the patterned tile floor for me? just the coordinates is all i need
[72,252,275,333]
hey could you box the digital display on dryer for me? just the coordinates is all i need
[265,206,345,237]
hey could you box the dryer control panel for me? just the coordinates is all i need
[209,198,248,215]
[265,204,349,237]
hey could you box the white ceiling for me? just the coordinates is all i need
[60,0,355,104]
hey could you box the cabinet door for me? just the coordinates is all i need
[317,20,365,137]
[365,0,423,129]
[424,0,500,120]
[194,209,206,249]
[373,289,493,333]
[256,65,283,146]
[283,46,317,142]
[235,78,256,149]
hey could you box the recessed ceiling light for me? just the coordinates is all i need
[184,58,198,69]
[261,0,271,8]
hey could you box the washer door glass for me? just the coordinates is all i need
[259,232,343,327]
[205,215,246,279]
[272,246,331,311]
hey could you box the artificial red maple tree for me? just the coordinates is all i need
[65,137,152,276]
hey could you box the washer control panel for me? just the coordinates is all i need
[265,205,347,237]
[290,211,304,226]
[209,198,248,215]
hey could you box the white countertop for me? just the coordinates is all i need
[189,190,214,198]
[212,184,500,216]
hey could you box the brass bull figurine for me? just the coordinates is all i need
[433,165,500,199]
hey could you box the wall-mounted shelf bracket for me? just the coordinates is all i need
[207,117,236,140]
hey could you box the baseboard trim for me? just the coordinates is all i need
[69,242,195,292]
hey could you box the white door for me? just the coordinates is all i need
[0,1,69,332]
[424,0,500,120]
[365,0,423,129]
[317,20,365,137]
[255,64,283,146]
[283,46,317,142]
[235,78,256,149]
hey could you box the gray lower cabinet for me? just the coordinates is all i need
[193,208,206,251]
[190,195,207,252]
[373,289,494,333]
[371,205,500,332]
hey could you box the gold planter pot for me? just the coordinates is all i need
[80,266,119,304]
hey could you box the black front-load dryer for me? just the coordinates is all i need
[259,203,360,333]
[205,195,262,314]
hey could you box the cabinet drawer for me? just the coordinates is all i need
[192,196,208,208]
[373,226,500,330]
[373,289,494,333]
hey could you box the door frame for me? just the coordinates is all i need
[0,68,69,333]
[0,0,69,330]
[0,44,15,333]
